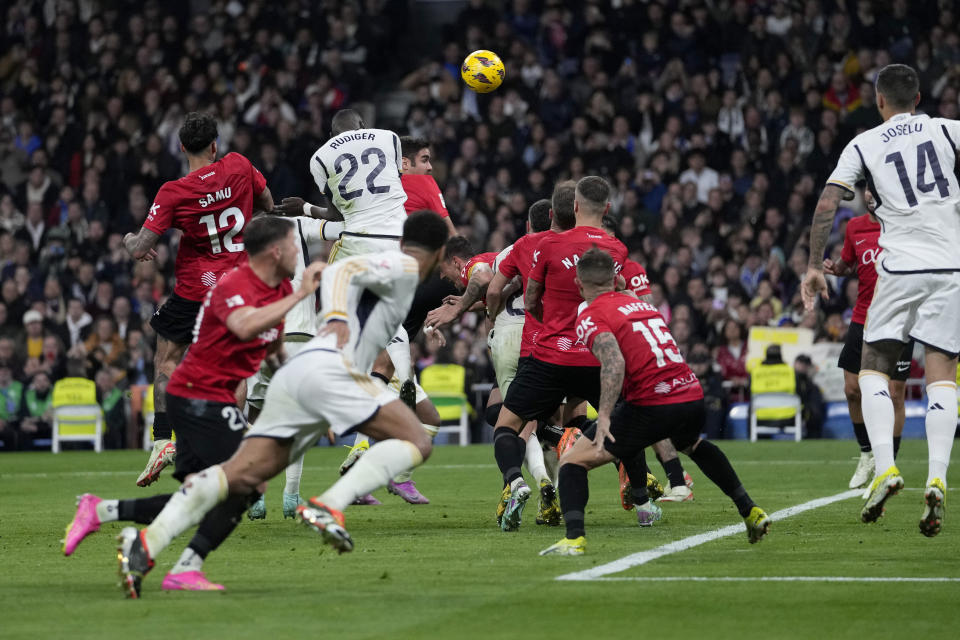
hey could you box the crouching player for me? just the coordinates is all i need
[540,249,770,555]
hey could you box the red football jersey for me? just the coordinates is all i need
[840,214,881,325]
[401,173,449,217]
[622,259,652,297]
[576,291,703,406]
[167,263,292,404]
[498,232,549,357]
[529,226,627,366]
[143,152,267,302]
[460,252,497,289]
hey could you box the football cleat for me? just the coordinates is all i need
[657,484,694,503]
[495,485,511,526]
[387,479,430,504]
[919,478,946,538]
[861,465,904,523]
[647,472,665,502]
[539,536,586,556]
[849,451,875,489]
[116,527,154,599]
[500,480,531,532]
[282,493,305,519]
[684,471,694,489]
[556,427,583,456]
[136,439,176,487]
[399,379,417,411]
[161,570,225,591]
[339,440,369,476]
[352,493,381,505]
[618,463,634,510]
[635,501,663,527]
[296,499,354,553]
[535,480,562,526]
[63,493,102,556]
[247,495,266,520]
[744,506,770,543]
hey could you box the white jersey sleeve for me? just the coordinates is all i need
[315,251,419,372]
[311,128,408,236]
[281,217,332,336]
[493,245,525,326]
[826,113,960,273]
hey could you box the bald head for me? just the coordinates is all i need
[331,109,365,136]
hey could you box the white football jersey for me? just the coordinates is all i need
[283,217,330,336]
[310,128,408,236]
[827,113,960,272]
[311,251,419,373]
[493,245,526,326]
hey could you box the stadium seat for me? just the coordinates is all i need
[419,364,472,446]
[51,377,103,453]
[749,393,802,442]
[142,384,154,451]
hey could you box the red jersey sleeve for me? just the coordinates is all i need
[142,183,176,235]
[208,275,249,325]
[498,248,520,280]
[623,260,652,297]
[576,303,614,352]
[421,176,448,217]
[840,220,855,265]
[529,235,553,284]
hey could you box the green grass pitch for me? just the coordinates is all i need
[2,440,959,639]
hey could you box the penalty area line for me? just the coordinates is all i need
[555,489,862,582]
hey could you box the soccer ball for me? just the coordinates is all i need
[461,50,505,94]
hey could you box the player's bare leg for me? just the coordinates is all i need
[918,348,957,536]
[858,340,907,522]
[138,337,187,486]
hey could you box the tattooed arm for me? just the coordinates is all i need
[524,277,544,322]
[801,184,847,311]
[123,228,161,261]
[424,264,493,330]
[590,332,625,448]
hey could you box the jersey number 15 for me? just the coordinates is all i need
[633,317,683,368]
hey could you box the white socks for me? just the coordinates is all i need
[144,465,228,559]
[320,440,423,511]
[524,433,550,485]
[859,372,896,474]
[925,382,957,486]
[169,547,204,575]
[96,499,119,522]
[284,454,305,496]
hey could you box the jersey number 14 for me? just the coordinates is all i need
[885,141,950,207]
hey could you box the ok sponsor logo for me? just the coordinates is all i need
[575,315,597,345]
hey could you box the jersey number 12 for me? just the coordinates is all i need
[885,141,950,207]
[199,207,245,254]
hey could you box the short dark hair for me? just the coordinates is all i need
[528,199,552,233]
[601,214,617,236]
[876,64,919,110]
[178,112,218,154]
[551,180,577,230]
[403,210,449,251]
[400,136,430,163]
[576,176,611,212]
[441,235,474,261]
[244,216,293,256]
[576,247,616,285]
[331,109,364,136]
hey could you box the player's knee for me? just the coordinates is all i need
[412,433,432,462]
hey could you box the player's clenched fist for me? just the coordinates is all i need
[298,261,326,299]
[274,196,306,217]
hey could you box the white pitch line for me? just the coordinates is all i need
[556,489,862,582]
[584,576,960,583]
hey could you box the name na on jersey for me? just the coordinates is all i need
[329,131,377,149]
[558,250,623,272]
[198,186,232,208]
[879,121,922,143]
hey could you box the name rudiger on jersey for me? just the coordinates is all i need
[329,131,378,149]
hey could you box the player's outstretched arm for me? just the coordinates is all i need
[802,184,846,311]
[253,185,275,214]
[123,228,161,261]
[226,262,325,341]
[425,265,494,330]
[274,196,344,221]
[524,277,545,322]
[590,332,624,449]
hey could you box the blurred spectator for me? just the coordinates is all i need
[96,366,127,449]
[19,371,53,446]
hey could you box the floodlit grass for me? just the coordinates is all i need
[2,440,958,639]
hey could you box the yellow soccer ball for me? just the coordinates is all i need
[460,49,505,94]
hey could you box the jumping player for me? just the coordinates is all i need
[111,211,448,597]
[66,217,323,593]
[124,112,274,487]
[823,189,913,489]
[803,63,960,535]
[540,248,770,555]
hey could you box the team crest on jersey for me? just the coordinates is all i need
[557,336,574,351]
[201,272,218,287]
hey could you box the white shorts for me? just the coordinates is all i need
[328,234,400,263]
[246,337,311,409]
[245,347,397,464]
[488,323,523,394]
[865,269,960,356]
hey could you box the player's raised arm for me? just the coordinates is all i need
[802,183,849,310]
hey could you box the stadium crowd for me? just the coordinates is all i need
[0,0,948,448]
